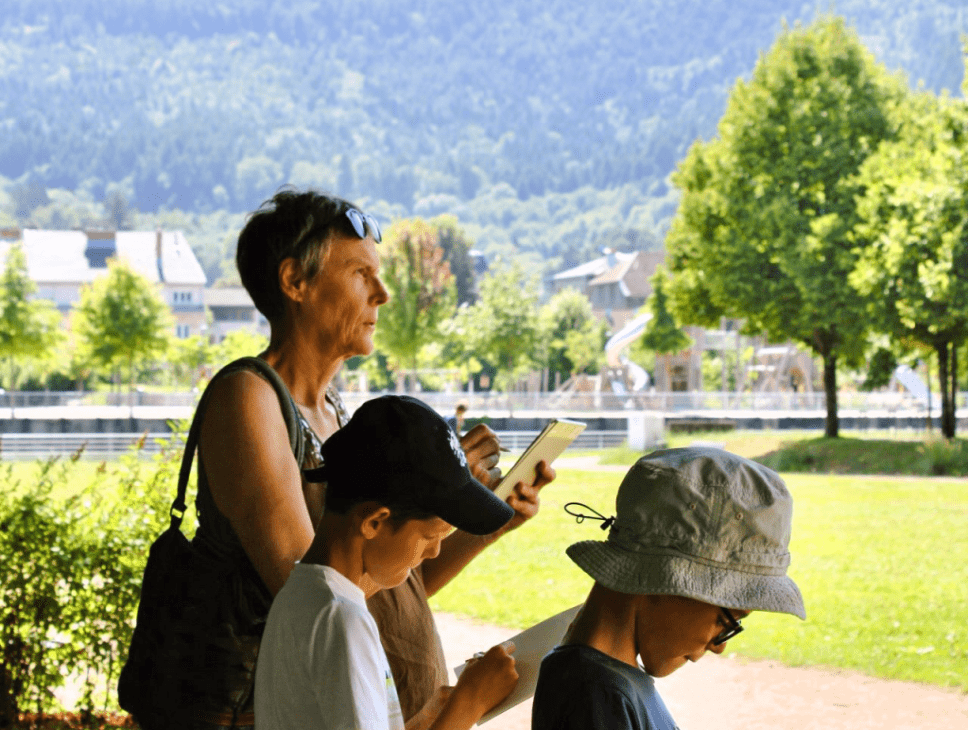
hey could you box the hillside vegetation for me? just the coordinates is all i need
[1,0,965,281]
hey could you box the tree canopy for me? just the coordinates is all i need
[373,218,456,383]
[0,243,62,389]
[71,259,172,389]
[667,15,906,436]
[852,89,968,437]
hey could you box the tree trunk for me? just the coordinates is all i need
[822,351,838,438]
[936,342,954,439]
[952,344,959,438]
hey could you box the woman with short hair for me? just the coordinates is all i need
[175,189,550,729]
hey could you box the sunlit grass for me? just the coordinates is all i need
[430,468,968,691]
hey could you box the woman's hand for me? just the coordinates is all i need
[460,424,503,487]
[495,459,556,537]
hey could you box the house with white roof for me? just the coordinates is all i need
[0,227,207,338]
[551,249,666,330]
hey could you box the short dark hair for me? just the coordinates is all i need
[236,188,360,323]
[325,484,438,527]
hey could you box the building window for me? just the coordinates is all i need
[176,324,191,338]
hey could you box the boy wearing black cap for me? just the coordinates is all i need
[532,447,806,730]
[254,396,519,730]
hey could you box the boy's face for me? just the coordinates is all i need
[634,595,751,677]
[362,515,454,589]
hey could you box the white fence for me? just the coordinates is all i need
[0,389,963,414]
[0,430,626,459]
[343,389,962,415]
[0,432,177,459]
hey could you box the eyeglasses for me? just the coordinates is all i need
[345,208,382,243]
[712,608,744,646]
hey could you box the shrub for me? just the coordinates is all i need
[0,430,184,726]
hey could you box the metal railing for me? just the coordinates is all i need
[0,389,963,415]
[0,430,626,459]
[342,389,960,415]
[0,432,176,459]
[497,430,627,451]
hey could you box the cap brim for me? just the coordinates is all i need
[427,477,515,536]
[567,540,806,620]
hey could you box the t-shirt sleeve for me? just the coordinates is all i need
[308,597,392,730]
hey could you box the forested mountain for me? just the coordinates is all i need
[1,0,965,281]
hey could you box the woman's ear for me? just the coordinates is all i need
[278,257,306,304]
[358,505,392,540]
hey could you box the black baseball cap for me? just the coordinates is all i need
[303,395,514,536]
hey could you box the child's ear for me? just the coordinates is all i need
[358,505,392,539]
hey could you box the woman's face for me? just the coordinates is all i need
[633,595,751,677]
[299,233,389,360]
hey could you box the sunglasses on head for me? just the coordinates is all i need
[344,208,382,243]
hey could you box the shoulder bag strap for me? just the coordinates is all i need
[168,356,305,530]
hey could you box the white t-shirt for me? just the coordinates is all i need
[254,563,405,730]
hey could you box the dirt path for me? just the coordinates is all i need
[434,612,968,730]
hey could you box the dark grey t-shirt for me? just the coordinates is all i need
[532,645,679,730]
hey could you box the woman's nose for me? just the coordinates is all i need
[373,276,389,304]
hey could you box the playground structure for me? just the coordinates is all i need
[593,315,819,399]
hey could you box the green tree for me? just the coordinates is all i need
[852,89,968,438]
[373,218,456,389]
[666,16,905,437]
[0,243,62,391]
[631,267,692,389]
[431,215,478,305]
[72,259,172,392]
[539,288,607,386]
[210,329,269,374]
[638,268,691,356]
[450,262,540,392]
[169,334,212,388]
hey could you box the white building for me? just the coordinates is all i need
[0,227,207,338]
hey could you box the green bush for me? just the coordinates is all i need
[756,437,968,476]
[0,432,183,726]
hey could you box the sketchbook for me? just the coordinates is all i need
[453,604,583,725]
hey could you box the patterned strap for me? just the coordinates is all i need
[169,357,304,529]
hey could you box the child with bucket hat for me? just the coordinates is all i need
[532,447,806,730]
[254,396,520,730]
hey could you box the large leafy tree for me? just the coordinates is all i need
[373,218,456,388]
[852,90,968,438]
[666,16,905,437]
[72,259,172,391]
[0,243,62,390]
[538,288,607,386]
[448,262,540,392]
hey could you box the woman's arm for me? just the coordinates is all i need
[198,369,315,596]
[421,461,556,597]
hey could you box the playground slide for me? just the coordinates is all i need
[604,313,653,392]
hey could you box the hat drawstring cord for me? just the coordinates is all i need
[564,502,615,531]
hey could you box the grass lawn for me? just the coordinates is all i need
[429,467,968,691]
